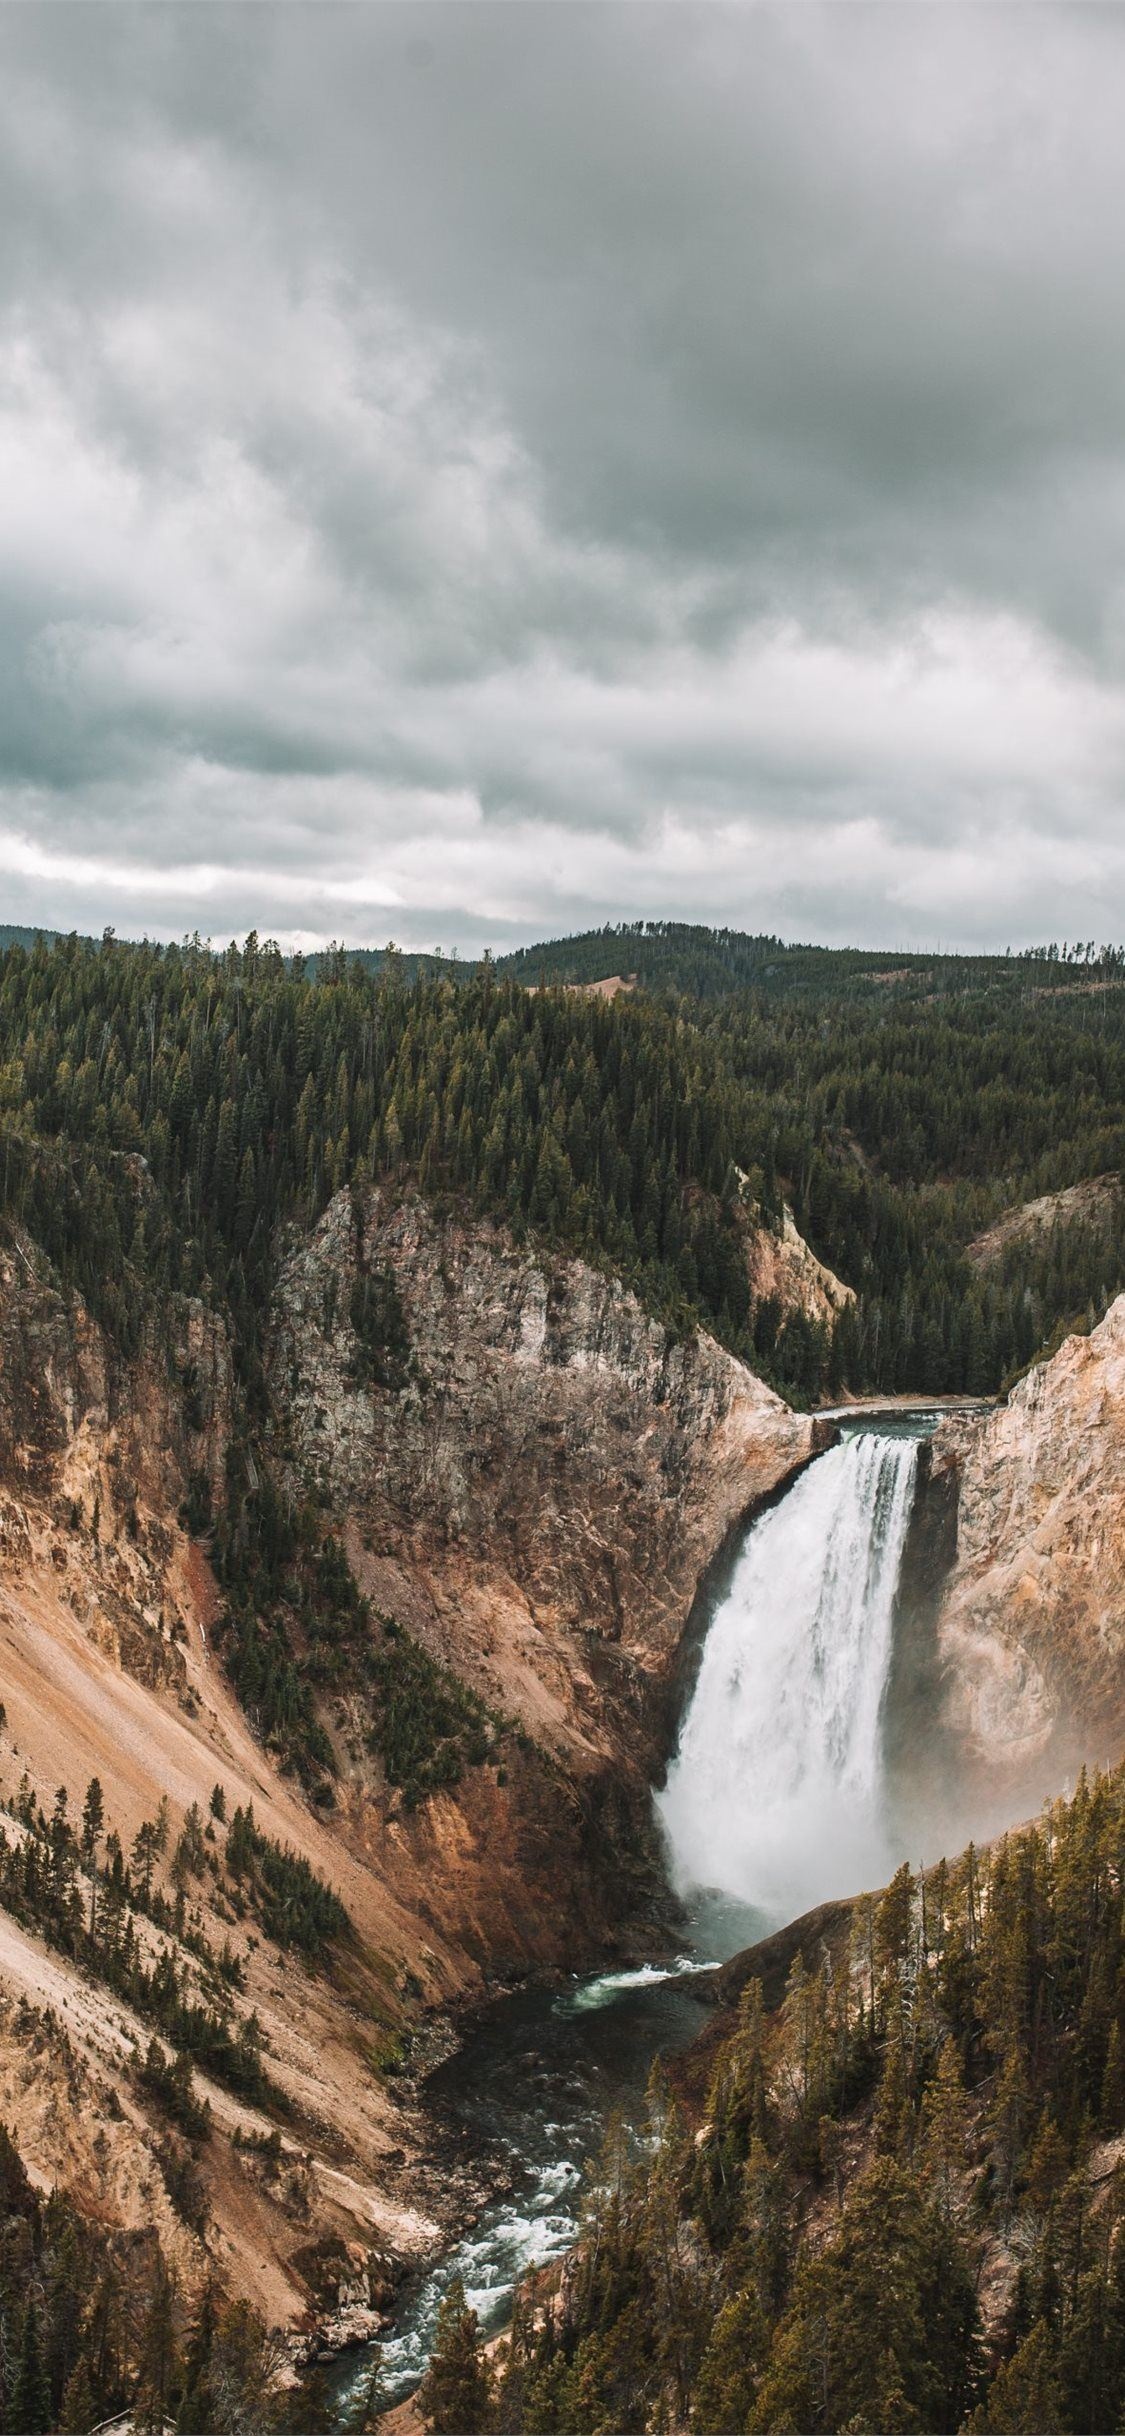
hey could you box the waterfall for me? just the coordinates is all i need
[657,1431,920,1926]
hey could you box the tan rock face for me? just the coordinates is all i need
[745,1204,855,1331]
[272,1187,814,1679]
[266,1189,817,1970]
[931,1296,1125,1771]
[966,1172,1121,1272]
[0,1227,232,1542]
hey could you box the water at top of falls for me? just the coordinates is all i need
[656,1428,921,1929]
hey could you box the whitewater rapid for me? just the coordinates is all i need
[346,1958,715,2409]
[657,1429,920,1923]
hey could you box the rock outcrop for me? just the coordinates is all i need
[929,1296,1125,1778]
[273,1188,814,1673]
[269,1189,817,1969]
[966,1171,1121,1271]
[744,1203,855,1331]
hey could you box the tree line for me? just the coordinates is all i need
[214,1472,503,1798]
[0,1771,351,2112]
[1,926,1123,1414]
[0,2107,312,2436]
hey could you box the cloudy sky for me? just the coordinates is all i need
[3,4,1125,954]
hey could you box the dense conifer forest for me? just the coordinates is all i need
[0,2103,317,2435]
[422,1763,1125,2435]
[0,922,1122,1416]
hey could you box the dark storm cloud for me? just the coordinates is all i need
[1,3,1125,950]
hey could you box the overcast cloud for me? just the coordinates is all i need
[2,4,1125,953]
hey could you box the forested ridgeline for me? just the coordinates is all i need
[422,1765,1125,2436]
[495,917,1125,1004]
[0,927,1124,1421]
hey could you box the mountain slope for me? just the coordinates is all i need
[482,1763,1125,2435]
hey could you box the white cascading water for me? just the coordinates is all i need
[657,1431,920,1925]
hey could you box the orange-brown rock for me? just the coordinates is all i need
[0,1192,816,2333]
[272,1187,814,1672]
[266,1188,818,1972]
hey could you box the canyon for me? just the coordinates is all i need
[0,1178,1123,2373]
[0,1190,816,2345]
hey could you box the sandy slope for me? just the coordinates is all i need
[0,1550,458,2329]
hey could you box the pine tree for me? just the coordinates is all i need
[420,2277,493,2434]
[691,2284,767,2433]
[82,1775,104,1937]
[11,2299,52,2436]
[136,2254,181,2434]
[57,2354,97,2435]
[1101,2019,1125,2132]
[341,2345,385,2434]
[969,2318,1062,2432]
[176,2280,217,2434]
[918,2036,969,2221]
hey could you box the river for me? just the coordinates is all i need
[339,1410,944,2415]
[349,1954,724,2409]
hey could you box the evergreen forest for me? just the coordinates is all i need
[2,919,1123,1798]
[0,922,1122,1423]
[0,1772,360,2433]
[424,1763,1125,2435]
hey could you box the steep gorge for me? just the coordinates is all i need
[0,1191,815,2342]
[267,1185,816,1969]
[4,1172,1125,2368]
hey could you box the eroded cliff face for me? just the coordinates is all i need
[0,1228,460,2340]
[0,1195,815,2338]
[273,1188,813,1673]
[269,1188,816,1966]
[930,1296,1125,1780]
[745,1203,855,1332]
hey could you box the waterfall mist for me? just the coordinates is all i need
[657,1431,920,1928]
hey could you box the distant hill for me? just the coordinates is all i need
[0,923,67,954]
[0,929,451,984]
[4,917,1118,1012]
[296,943,452,984]
[494,918,1119,1004]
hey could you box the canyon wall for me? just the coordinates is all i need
[272,1187,813,1671]
[929,1295,1125,1779]
[0,1194,815,2335]
[268,1188,816,1967]
[745,1201,855,1331]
